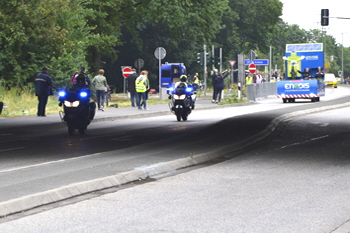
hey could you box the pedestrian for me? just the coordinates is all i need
[211,69,218,103]
[213,70,229,103]
[71,71,79,84]
[254,71,263,84]
[315,66,325,81]
[35,66,53,117]
[127,68,138,107]
[135,70,150,110]
[92,69,108,111]
[245,74,253,85]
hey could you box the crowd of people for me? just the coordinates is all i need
[33,65,346,117]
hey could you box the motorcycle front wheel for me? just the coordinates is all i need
[182,108,188,121]
[68,125,75,135]
[175,105,182,121]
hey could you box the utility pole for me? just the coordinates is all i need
[219,48,222,73]
[203,44,207,96]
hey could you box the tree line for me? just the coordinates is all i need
[0,0,347,92]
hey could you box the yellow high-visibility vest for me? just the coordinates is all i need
[135,76,148,92]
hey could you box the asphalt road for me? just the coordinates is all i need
[1,92,350,232]
[1,86,350,225]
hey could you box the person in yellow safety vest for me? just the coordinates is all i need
[135,70,150,110]
[192,73,200,94]
[245,74,253,85]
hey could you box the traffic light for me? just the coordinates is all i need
[197,52,203,65]
[217,57,221,66]
[206,52,211,65]
[321,9,329,26]
[211,55,215,65]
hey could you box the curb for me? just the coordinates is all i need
[1,101,350,217]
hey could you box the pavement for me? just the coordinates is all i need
[2,93,350,221]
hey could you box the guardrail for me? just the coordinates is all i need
[246,82,277,102]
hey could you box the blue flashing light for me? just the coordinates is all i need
[80,91,88,98]
[58,91,66,97]
[168,87,174,92]
[186,87,193,93]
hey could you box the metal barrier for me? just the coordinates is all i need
[246,82,277,102]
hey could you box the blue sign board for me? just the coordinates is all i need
[277,80,318,96]
[244,59,269,66]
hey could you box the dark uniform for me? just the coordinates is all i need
[35,67,53,116]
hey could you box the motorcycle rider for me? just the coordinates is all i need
[61,69,96,120]
[192,73,200,94]
[173,75,195,109]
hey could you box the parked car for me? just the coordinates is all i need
[324,73,338,88]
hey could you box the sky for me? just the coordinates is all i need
[279,0,350,47]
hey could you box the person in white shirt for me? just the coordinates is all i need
[255,71,263,84]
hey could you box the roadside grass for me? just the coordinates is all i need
[0,86,247,118]
[0,87,169,118]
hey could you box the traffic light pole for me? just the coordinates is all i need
[219,48,222,73]
[212,45,215,71]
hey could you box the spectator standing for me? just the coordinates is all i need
[35,67,53,117]
[92,69,108,111]
[127,68,138,107]
[211,69,218,103]
[135,70,149,110]
[254,71,263,84]
[245,74,253,85]
[213,70,229,103]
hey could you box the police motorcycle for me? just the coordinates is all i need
[167,75,196,122]
[58,76,96,135]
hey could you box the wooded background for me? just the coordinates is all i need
[0,0,348,92]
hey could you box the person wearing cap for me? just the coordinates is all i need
[127,68,138,107]
[35,66,53,116]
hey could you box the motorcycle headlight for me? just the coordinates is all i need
[64,100,80,107]
[80,91,88,98]
[174,94,186,100]
[58,91,66,97]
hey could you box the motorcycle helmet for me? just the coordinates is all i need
[180,75,187,82]
[76,73,86,85]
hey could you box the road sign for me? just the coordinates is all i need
[122,67,133,78]
[134,59,144,69]
[244,59,269,66]
[154,47,166,59]
[229,60,236,67]
[249,63,256,74]
[247,50,257,61]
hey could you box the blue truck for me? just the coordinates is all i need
[277,43,325,103]
[161,62,187,88]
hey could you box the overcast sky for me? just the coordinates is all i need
[279,0,350,47]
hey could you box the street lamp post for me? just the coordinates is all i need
[342,33,344,83]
